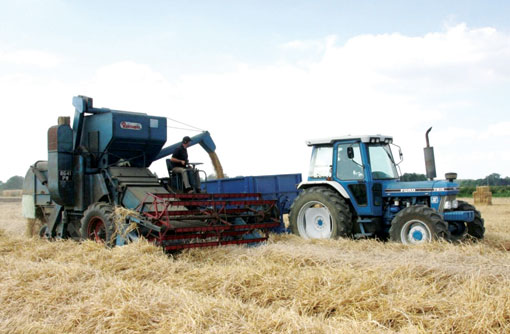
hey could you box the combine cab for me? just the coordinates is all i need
[22,96,281,250]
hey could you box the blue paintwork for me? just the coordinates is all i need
[318,140,379,216]
[202,173,302,232]
[443,210,474,222]
[304,138,474,237]
[156,131,216,160]
[412,230,423,241]
[47,123,74,206]
[80,111,167,168]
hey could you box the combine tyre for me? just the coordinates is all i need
[80,203,115,246]
[389,205,450,244]
[289,187,353,239]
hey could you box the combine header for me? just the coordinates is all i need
[22,96,287,250]
[132,192,280,251]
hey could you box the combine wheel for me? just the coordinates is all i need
[390,205,449,244]
[456,201,485,240]
[289,187,353,239]
[80,203,115,246]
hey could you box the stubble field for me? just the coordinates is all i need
[0,199,509,333]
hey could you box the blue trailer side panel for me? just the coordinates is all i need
[202,173,302,233]
[202,173,301,212]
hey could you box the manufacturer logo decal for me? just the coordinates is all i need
[120,121,142,130]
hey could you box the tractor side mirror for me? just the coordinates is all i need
[347,147,354,159]
[391,143,404,165]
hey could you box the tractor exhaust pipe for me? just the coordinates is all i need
[424,127,436,181]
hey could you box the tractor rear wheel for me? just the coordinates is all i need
[390,205,449,244]
[289,187,353,239]
[80,203,115,246]
[456,200,485,240]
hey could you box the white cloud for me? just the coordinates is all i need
[1,23,510,181]
[484,121,510,137]
[0,49,61,68]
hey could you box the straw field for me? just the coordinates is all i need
[1,199,509,333]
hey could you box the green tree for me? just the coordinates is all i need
[400,173,427,181]
[1,176,24,190]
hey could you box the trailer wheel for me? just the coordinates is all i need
[80,203,115,246]
[456,201,485,240]
[390,205,449,244]
[289,187,352,239]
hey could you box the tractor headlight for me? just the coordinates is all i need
[444,200,458,210]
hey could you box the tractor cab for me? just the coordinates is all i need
[306,135,399,217]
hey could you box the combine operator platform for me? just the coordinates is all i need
[128,192,280,251]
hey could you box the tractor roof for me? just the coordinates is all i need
[306,134,393,146]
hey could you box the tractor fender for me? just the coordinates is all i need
[297,181,350,200]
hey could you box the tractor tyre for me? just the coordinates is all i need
[390,205,450,244]
[289,187,353,239]
[80,203,115,246]
[456,200,485,240]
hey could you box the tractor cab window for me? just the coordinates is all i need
[336,143,364,180]
[309,146,333,179]
[368,144,399,179]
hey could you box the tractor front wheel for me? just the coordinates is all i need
[289,187,353,239]
[390,205,449,244]
[80,203,115,246]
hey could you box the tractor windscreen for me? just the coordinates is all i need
[368,144,399,179]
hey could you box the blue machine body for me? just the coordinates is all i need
[22,95,298,242]
[82,112,167,168]
[299,135,476,238]
[72,96,167,168]
[47,123,74,206]
[22,96,225,239]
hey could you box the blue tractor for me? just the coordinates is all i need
[289,132,484,244]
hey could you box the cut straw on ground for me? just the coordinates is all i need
[0,198,509,333]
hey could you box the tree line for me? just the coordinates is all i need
[0,176,24,191]
[3,173,510,196]
[401,172,510,197]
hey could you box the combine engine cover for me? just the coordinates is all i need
[47,121,74,206]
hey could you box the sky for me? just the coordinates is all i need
[1,0,509,182]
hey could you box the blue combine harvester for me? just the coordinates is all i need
[22,96,300,250]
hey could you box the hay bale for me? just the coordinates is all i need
[2,189,22,197]
[473,186,492,205]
